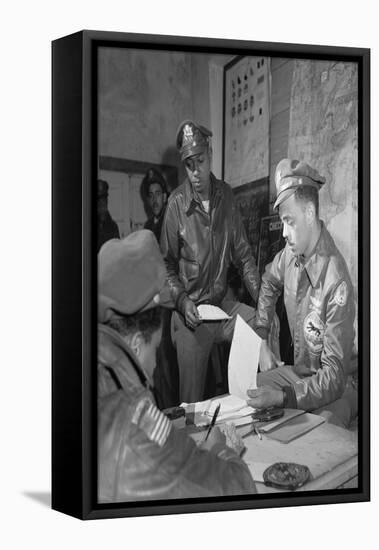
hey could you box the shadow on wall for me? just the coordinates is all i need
[161,146,182,192]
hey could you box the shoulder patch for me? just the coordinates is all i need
[303,311,325,354]
[333,281,348,307]
[131,397,171,447]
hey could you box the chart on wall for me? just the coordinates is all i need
[223,56,270,188]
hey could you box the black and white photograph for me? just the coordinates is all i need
[94,40,368,510]
[4,0,379,546]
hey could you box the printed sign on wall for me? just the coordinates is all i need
[224,56,270,188]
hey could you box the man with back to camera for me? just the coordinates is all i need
[160,120,261,403]
[97,230,256,502]
[143,168,168,242]
[247,159,357,428]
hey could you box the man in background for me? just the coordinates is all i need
[161,120,261,403]
[98,230,256,502]
[97,178,120,252]
[142,167,177,408]
[143,168,168,242]
[248,159,357,428]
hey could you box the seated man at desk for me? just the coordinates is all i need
[97,230,256,502]
[248,159,357,428]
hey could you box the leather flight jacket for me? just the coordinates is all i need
[97,324,256,502]
[255,222,355,411]
[160,173,260,311]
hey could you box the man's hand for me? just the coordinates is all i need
[182,298,202,330]
[247,386,284,409]
[199,426,226,453]
[220,423,245,456]
[259,339,284,372]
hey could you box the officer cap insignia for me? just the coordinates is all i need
[182,123,194,146]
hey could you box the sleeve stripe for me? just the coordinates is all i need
[153,415,171,443]
[156,420,171,446]
[151,415,163,439]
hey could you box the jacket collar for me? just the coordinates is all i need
[183,172,222,213]
[98,324,151,391]
[302,221,336,288]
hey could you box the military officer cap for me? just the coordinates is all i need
[98,230,173,322]
[176,119,212,161]
[98,179,109,199]
[274,159,326,210]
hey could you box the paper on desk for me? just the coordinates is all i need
[206,394,255,422]
[207,394,247,416]
[228,314,261,399]
[197,304,231,321]
[181,394,255,426]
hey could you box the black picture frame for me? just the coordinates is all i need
[52,30,370,520]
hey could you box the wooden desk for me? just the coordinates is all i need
[186,420,358,492]
[240,422,358,492]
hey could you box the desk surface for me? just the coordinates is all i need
[186,419,358,492]
[240,421,358,492]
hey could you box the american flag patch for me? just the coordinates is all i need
[132,398,172,447]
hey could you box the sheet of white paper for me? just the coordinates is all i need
[180,400,212,416]
[197,304,231,321]
[214,406,256,423]
[228,314,261,399]
[206,394,247,416]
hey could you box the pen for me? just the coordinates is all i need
[254,423,262,440]
[205,403,221,441]
[242,422,262,440]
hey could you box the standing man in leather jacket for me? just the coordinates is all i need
[98,230,256,502]
[248,159,357,428]
[160,120,261,403]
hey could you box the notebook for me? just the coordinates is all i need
[265,413,325,443]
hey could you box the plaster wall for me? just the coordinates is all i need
[288,60,358,298]
[98,47,212,182]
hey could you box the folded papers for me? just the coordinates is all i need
[181,394,256,427]
[197,304,231,321]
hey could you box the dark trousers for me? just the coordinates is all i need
[171,300,256,403]
[153,309,179,409]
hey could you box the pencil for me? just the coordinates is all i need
[205,403,221,441]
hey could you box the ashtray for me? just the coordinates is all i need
[263,462,311,490]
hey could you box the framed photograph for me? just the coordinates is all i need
[52,31,370,520]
